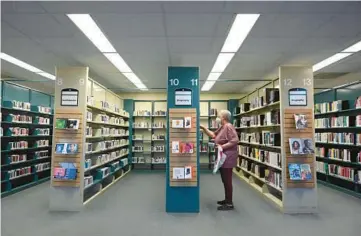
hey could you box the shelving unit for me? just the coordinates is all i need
[233,66,318,214]
[129,100,167,170]
[1,81,54,197]
[232,81,283,208]
[314,81,361,198]
[49,68,131,211]
[199,100,228,170]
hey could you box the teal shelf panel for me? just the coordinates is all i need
[1,135,52,139]
[2,156,51,168]
[1,121,52,127]
[84,164,129,190]
[1,177,50,198]
[1,146,51,154]
[1,106,53,116]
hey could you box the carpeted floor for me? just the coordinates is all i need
[1,172,361,236]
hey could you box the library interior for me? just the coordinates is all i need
[1,1,361,236]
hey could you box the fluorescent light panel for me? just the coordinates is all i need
[0,52,56,80]
[104,53,132,73]
[211,53,235,73]
[67,14,116,53]
[342,40,361,53]
[313,53,352,72]
[206,72,222,81]
[221,14,260,53]
[67,14,147,90]
[201,81,216,91]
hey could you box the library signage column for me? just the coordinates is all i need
[279,66,318,214]
[50,67,89,211]
[166,67,200,213]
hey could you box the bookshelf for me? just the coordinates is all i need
[233,66,318,214]
[233,82,283,208]
[314,81,361,198]
[130,100,167,170]
[1,81,53,197]
[49,68,130,211]
[199,100,228,170]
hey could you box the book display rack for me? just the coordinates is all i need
[233,66,318,213]
[129,100,167,170]
[1,81,54,197]
[199,100,228,170]
[314,82,361,198]
[49,67,130,211]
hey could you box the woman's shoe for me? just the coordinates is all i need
[217,200,227,205]
[217,204,234,211]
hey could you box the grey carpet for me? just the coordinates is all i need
[1,172,361,236]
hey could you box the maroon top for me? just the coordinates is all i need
[214,123,239,168]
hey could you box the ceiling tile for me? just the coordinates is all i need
[1,2,46,14]
[39,2,162,14]
[163,2,225,13]
[165,14,221,37]
[311,14,361,38]
[168,37,214,54]
[95,13,165,38]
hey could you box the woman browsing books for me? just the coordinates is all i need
[200,110,239,211]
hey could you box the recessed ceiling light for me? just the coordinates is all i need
[342,40,361,53]
[211,53,235,73]
[37,72,56,80]
[201,81,216,91]
[67,14,147,90]
[206,72,222,81]
[104,53,132,73]
[1,52,56,80]
[313,53,352,72]
[67,14,116,53]
[221,14,260,53]
[122,72,143,85]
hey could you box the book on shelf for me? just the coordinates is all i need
[328,164,355,181]
[356,96,361,109]
[294,114,308,129]
[55,118,80,129]
[315,100,349,114]
[265,88,280,105]
[265,169,282,189]
[55,143,79,154]
[315,132,355,144]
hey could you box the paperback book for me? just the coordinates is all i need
[55,118,80,129]
[294,114,308,129]
[55,143,79,154]
[288,163,312,180]
[289,138,314,154]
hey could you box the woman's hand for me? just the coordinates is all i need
[200,125,206,130]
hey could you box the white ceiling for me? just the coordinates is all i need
[1,1,361,94]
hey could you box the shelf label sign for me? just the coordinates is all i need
[175,88,192,106]
[289,88,307,106]
[61,88,79,106]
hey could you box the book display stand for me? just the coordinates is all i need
[49,67,130,211]
[233,66,318,213]
[166,67,200,213]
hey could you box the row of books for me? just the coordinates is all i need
[235,111,280,127]
[240,159,282,189]
[4,127,50,136]
[240,132,281,146]
[316,147,351,162]
[8,100,52,114]
[233,89,280,114]
[86,139,128,153]
[315,100,349,114]
[87,96,129,117]
[315,116,356,128]
[132,156,166,164]
[317,162,361,182]
[315,132,355,144]
[7,140,49,150]
[34,162,51,172]
[84,149,128,170]
[239,146,281,168]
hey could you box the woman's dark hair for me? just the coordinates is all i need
[292,140,300,149]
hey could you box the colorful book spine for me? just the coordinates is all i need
[315,132,355,144]
[328,164,355,181]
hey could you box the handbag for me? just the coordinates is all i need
[213,146,227,174]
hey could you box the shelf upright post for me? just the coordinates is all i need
[166,66,200,213]
[279,66,318,214]
[49,67,89,211]
[124,99,134,168]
